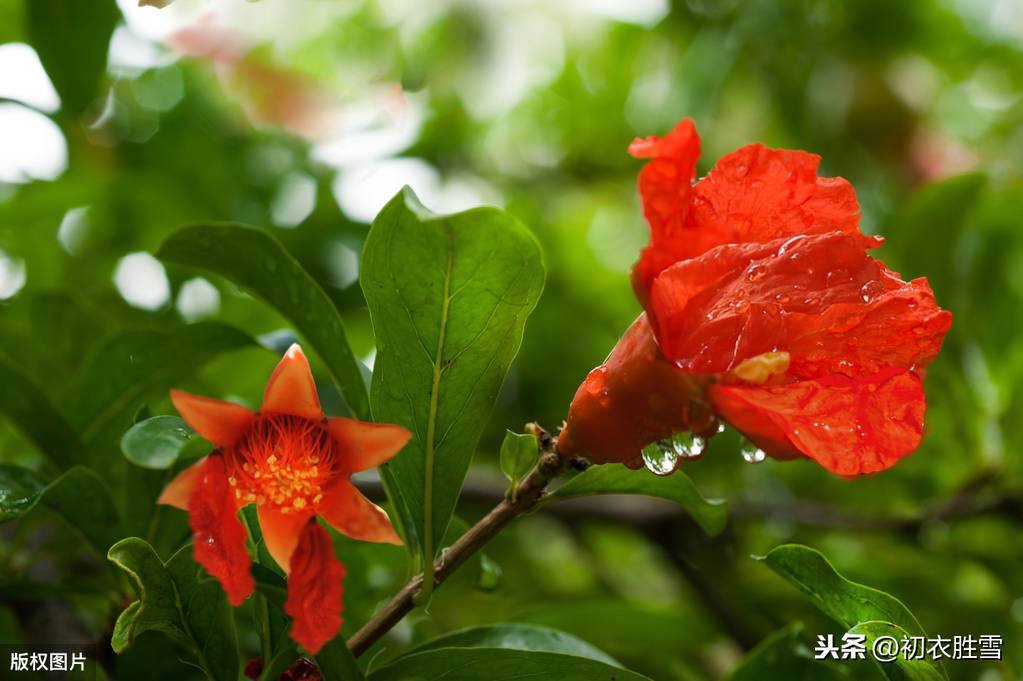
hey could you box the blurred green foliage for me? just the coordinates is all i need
[1,0,1023,679]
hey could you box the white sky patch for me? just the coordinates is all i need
[114,252,171,310]
[325,240,360,290]
[57,206,91,255]
[0,43,60,113]
[332,157,442,223]
[176,276,221,321]
[0,103,68,184]
[271,172,317,228]
[561,0,669,27]
[0,248,27,299]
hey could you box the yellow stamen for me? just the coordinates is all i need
[731,351,790,385]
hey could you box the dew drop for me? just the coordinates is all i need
[739,437,767,464]
[746,264,767,282]
[860,280,884,302]
[775,294,791,303]
[641,432,706,475]
[777,235,805,255]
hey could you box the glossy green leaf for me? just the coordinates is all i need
[65,322,256,450]
[361,187,545,577]
[499,430,537,494]
[25,0,119,116]
[0,358,83,470]
[849,621,944,681]
[762,544,928,638]
[108,538,188,653]
[405,624,621,667]
[0,464,46,522]
[109,538,240,681]
[157,224,370,420]
[121,416,209,470]
[369,648,650,681]
[724,623,847,681]
[542,463,728,536]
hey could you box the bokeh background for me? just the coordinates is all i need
[2,0,1023,679]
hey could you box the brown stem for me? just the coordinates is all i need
[347,434,563,657]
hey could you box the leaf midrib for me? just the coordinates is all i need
[420,224,455,596]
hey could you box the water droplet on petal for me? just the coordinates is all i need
[739,437,767,464]
[777,235,805,255]
[746,264,767,282]
[860,280,884,303]
[642,432,705,475]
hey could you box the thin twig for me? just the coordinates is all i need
[347,436,563,657]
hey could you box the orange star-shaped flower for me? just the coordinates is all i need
[158,344,410,653]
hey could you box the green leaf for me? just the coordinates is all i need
[724,623,847,681]
[157,224,370,420]
[761,545,928,639]
[315,635,366,681]
[849,621,944,681]
[368,648,650,681]
[0,465,121,554]
[403,624,621,668]
[0,464,46,522]
[108,538,188,653]
[39,466,122,555]
[121,416,210,470]
[0,358,84,470]
[499,430,538,494]
[884,173,987,306]
[165,547,241,681]
[65,322,256,450]
[542,463,728,536]
[361,187,545,580]
[25,0,119,116]
[108,538,240,681]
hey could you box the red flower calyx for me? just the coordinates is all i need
[158,344,410,653]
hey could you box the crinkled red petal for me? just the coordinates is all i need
[630,134,880,305]
[188,455,254,606]
[558,314,709,465]
[711,367,926,476]
[648,231,951,379]
[786,274,953,380]
[688,144,874,253]
[285,518,345,654]
[649,232,886,372]
[628,119,701,305]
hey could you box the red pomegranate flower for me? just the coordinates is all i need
[158,344,410,653]
[559,119,952,476]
